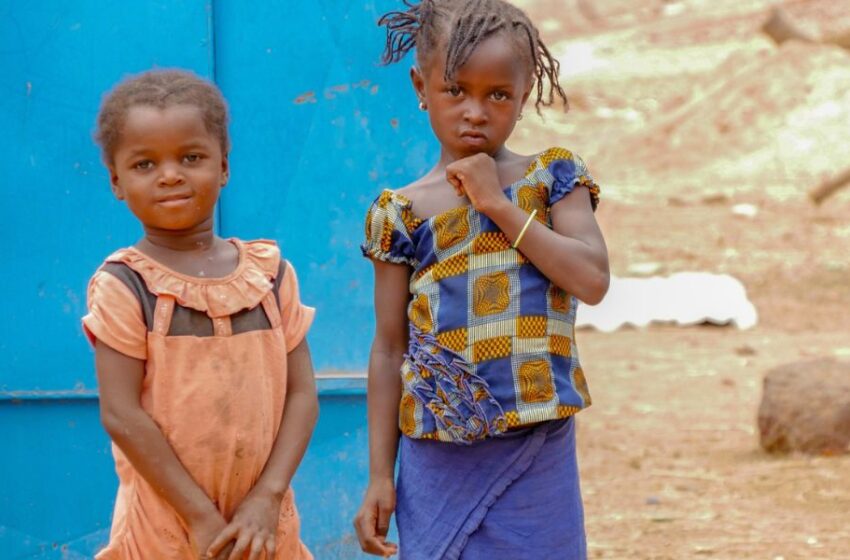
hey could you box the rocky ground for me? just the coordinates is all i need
[509,1,850,558]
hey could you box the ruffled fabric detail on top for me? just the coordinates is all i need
[547,152,601,211]
[403,324,507,444]
[104,239,279,318]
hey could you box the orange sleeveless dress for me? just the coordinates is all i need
[83,239,314,559]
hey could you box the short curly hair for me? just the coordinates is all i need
[95,69,229,163]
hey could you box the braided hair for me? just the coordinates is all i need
[378,0,568,113]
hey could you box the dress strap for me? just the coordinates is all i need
[261,291,281,329]
[212,316,233,337]
[152,295,175,336]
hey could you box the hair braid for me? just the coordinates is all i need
[378,0,569,113]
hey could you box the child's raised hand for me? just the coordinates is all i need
[205,491,281,560]
[353,477,399,557]
[445,153,506,215]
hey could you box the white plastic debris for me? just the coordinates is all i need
[577,272,758,332]
[731,203,759,218]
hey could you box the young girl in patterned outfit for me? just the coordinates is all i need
[355,1,609,558]
[83,69,316,560]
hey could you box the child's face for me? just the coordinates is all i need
[108,104,228,234]
[413,32,532,160]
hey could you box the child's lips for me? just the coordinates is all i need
[157,194,193,207]
[460,130,487,145]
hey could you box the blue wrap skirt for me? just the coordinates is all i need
[396,417,586,560]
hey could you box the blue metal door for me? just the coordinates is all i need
[0,1,435,557]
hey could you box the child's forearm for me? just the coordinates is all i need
[103,407,219,525]
[251,391,318,498]
[485,197,609,304]
[251,340,318,499]
[367,347,404,482]
[96,340,219,527]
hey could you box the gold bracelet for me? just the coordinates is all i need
[512,209,538,249]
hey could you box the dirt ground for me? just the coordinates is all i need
[508,1,850,558]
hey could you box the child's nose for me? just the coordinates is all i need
[463,101,487,124]
[158,163,184,185]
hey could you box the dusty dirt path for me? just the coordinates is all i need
[506,1,850,558]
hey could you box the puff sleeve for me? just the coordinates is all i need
[82,270,147,360]
[361,190,417,266]
[278,260,316,351]
[546,149,601,211]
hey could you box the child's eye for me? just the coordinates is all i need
[133,160,154,170]
[447,85,462,97]
[183,153,202,164]
[492,91,509,101]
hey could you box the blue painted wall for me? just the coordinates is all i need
[0,1,434,557]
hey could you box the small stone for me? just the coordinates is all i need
[645,496,661,505]
[701,192,729,205]
[735,345,757,356]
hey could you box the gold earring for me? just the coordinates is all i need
[517,113,523,121]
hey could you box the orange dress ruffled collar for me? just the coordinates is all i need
[104,239,279,318]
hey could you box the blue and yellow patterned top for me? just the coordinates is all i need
[362,147,600,444]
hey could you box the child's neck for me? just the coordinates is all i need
[135,225,240,280]
[139,224,217,254]
[438,145,510,168]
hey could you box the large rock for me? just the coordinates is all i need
[758,358,850,455]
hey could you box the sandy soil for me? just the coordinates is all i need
[508,1,850,558]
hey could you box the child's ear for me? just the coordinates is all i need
[220,155,229,187]
[108,166,125,200]
[410,66,427,107]
[521,79,535,107]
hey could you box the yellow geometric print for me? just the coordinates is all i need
[428,253,469,281]
[472,232,511,254]
[434,206,470,250]
[380,218,394,253]
[549,335,572,357]
[517,315,547,338]
[473,272,510,316]
[573,367,592,405]
[556,404,581,417]
[409,294,433,333]
[519,360,555,403]
[517,183,548,219]
[401,206,423,232]
[473,336,512,362]
[400,393,418,436]
[436,327,468,353]
[377,189,394,208]
[538,147,573,168]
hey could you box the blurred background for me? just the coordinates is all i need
[1,0,848,558]
[508,1,850,558]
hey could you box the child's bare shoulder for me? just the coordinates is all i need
[394,173,441,199]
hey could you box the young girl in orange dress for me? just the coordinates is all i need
[354,1,610,558]
[83,69,317,560]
